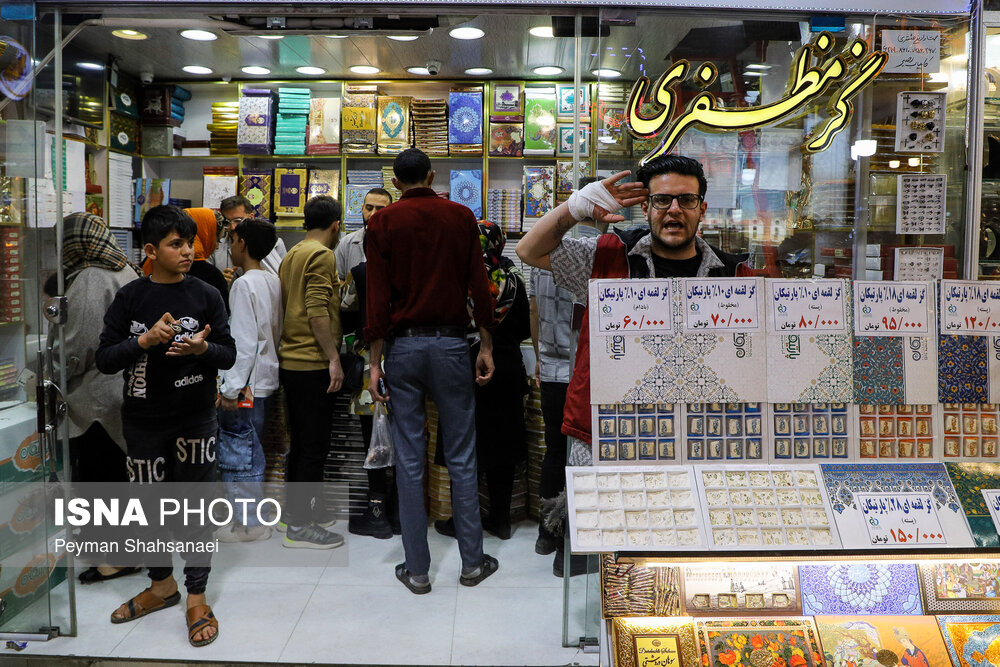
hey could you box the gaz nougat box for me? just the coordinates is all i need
[0,403,61,489]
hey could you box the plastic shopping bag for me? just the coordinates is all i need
[364,402,395,469]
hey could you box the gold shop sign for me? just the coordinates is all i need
[626,32,888,165]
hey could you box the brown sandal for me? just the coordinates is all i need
[186,604,219,647]
[110,587,180,624]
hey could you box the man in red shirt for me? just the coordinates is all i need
[366,148,499,594]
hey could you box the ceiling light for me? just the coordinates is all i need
[465,67,493,76]
[296,66,326,75]
[350,65,380,75]
[77,62,104,70]
[325,34,347,39]
[180,29,217,41]
[746,64,772,70]
[242,66,271,75]
[449,27,485,40]
[112,29,148,41]
[407,66,431,75]
[889,160,901,169]
[532,66,564,76]
[908,157,921,167]
[182,65,213,75]
[387,35,419,42]
[592,68,621,78]
[529,26,554,38]
[259,35,284,40]
[743,71,766,77]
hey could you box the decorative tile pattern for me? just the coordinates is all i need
[799,564,922,615]
[816,615,951,667]
[681,565,800,615]
[695,618,825,667]
[853,336,905,403]
[448,169,483,218]
[767,332,854,403]
[942,403,1000,461]
[939,335,990,403]
[771,403,852,461]
[684,403,765,463]
[593,403,679,464]
[939,614,1000,667]
[922,564,1000,614]
[946,462,1000,547]
[857,403,937,460]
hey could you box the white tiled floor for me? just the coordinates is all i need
[13,520,601,665]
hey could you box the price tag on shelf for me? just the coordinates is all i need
[853,280,934,336]
[590,279,673,337]
[680,277,762,333]
[766,279,849,335]
[856,492,946,547]
[940,280,1000,335]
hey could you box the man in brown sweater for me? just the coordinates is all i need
[278,194,345,549]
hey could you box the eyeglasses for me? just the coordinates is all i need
[225,216,246,226]
[648,193,703,210]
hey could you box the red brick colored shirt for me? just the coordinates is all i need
[364,187,497,341]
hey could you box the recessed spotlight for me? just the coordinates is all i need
[529,26,554,38]
[259,35,284,40]
[465,67,494,76]
[180,29,217,41]
[112,29,148,41]
[350,65,380,75]
[182,65,213,75]
[242,66,271,75]
[592,68,621,78]
[449,27,485,40]
[407,66,431,75]
[77,62,104,71]
[387,35,419,41]
[325,34,347,39]
[296,66,326,75]
[532,66,564,76]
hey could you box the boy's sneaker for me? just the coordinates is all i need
[313,507,337,528]
[348,500,393,539]
[283,523,345,549]
[274,520,287,533]
[217,524,272,543]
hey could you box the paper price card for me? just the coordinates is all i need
[940,280,1000,335]
[766,279,849,335]
[857,492,946,547]
[982,489,1000,536]
[681,277,762,333]
[591,279,673,336]
[853,280,934,336]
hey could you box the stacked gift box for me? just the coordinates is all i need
[341,85,377,154]
[595,81,630,155]
[274,88,310,155]
[523,87,557,156]
[273,165,308,228]
[237,88,276,155]
[141,85,191,155]
[380,165,401,202]
[307,97,341,155]
[0,226,22,324]
[344,170,382,232]
[486,187,522,235]
[411,98,449,156]
[239,168,273,221]
[109,74,141,153]
[448,87,484,156]
[524,380,546,521]
[202,166,237,210]
[207,102,239,155]
[522,165,555,232]
[376,95,411,155]
[133,178,170,224]
[306,168,341,200]
[323,390,368,519]
[556,159,594,204]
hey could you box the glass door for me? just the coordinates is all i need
[0,4,76,640]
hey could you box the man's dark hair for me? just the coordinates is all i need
[635,155,708,197]
[578,176,598,189]
[232,218,278,261]
[220,195,252,214]
[392,148,432,185]
[303,195,342,231]
[365,187,394,203]
[141,205,196,247]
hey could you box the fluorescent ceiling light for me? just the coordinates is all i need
[112,29,148,40]
[242,66,271,75]
[743,71,766,77]
[592,68,621,78]
[182,65,213,75]
[889,160,901,169]
[77,62,104,70]
[387,35,419,41]
[745,64,772,70]
[350,65,380,75]
[449,27,484,40]
[407,66,431,75]
[296,66,326,75]
[465,67,493,75]
[908,157,921,167]
[259,35,284,40]
[326,35,347,39]
[180,29,217,41]
[529,26,554,38]
[532,66,564,76]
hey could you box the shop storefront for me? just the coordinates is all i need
[3,1,999,664]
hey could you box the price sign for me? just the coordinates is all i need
[853,280,934,336]
[940,280,1000,336]
[591,279,673,336]
[767,279,849,334]
[857,492,946,547]
[681,278,762,333]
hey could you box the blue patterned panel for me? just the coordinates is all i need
[939,615,1000,667]
[449,169,483,218]
[939,334,989,403]
[448,91,483,145]
[800,563,922,615]
[819,462,962,515]
[853,336,905,404]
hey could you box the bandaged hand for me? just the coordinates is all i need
[566,170,649,224]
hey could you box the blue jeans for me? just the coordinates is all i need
[385,335,483,575]
[218,395,270,526]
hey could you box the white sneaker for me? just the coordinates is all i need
[217,524,272,543]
